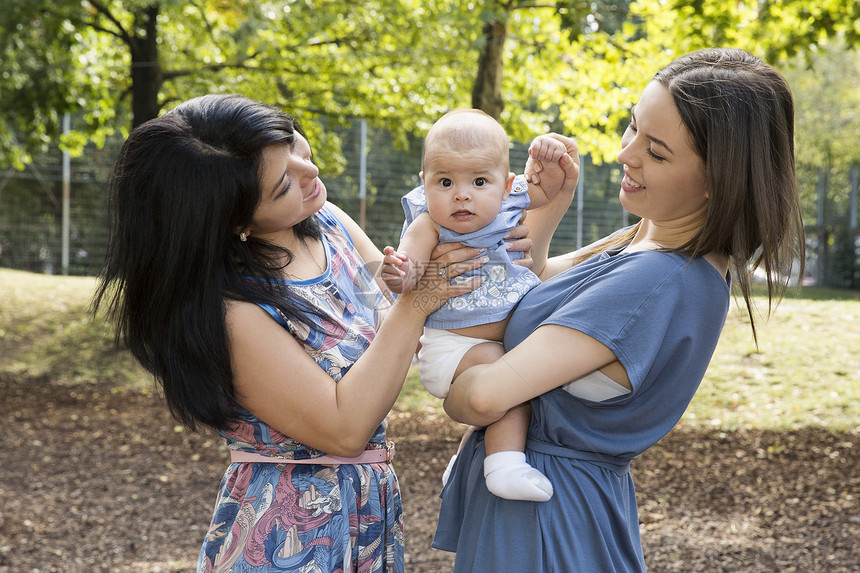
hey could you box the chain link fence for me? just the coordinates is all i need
[1,121,855,287]
[0,122,630,277]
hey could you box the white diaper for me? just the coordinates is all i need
[417,328,502,398]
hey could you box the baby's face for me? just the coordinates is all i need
[421,148,512,234]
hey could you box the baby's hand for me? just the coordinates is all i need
[524,133,579,204]
[381,246,412,293]
[528,134,567,163]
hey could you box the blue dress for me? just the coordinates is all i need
[433,247,730,572]
[400,176,540,329]
[196,206,403,573]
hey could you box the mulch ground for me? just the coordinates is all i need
[0,374,856,572]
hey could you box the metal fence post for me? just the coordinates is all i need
[61,113,71,275]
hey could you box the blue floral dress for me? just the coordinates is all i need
[196,205,402,573]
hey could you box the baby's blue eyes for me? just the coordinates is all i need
[438,178,487,187]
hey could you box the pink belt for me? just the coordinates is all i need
[230,441,395,465]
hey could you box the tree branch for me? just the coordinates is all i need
[82,22,125,40]
[161,52,264,81]
[82,0,135,47]
[186,0,219,44]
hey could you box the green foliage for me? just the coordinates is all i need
[1,0,857,170]
[502,0,860,162]
[779,38,859,287]
[753,0,860,61]
[0,0,483,172]
[781,37,860,167]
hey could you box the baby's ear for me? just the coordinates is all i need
[503,172,515,199]
[419,170,425,182]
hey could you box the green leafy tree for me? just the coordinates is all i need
[1,0,857,170]
[494,0,859,162]
[781,36,860,286]
[0,1,479,170]
[465,1,631,126]
[783,37,860,176]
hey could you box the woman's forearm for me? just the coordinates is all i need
[524,154,578,279]
[333,256,486,451]
[443,324,620,430]
[333,296,427,443]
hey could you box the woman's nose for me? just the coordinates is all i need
[302,159,319,180]
[617,135,638,167]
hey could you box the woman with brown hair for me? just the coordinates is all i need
[434,47,805,572]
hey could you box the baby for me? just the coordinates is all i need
[382,109,567,502]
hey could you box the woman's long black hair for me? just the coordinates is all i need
[93,94,323,431]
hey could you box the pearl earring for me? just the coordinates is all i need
[239,232,248,242]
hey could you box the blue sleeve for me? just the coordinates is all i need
[490,176,531,239]
[537,254,715,393]
[400,186,428,238]
[257,303,288,327]
[504,176,531,212]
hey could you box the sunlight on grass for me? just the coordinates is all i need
[683,295,860,431]
[0,269,150,388]
[3,268,858,430]
[394,364,446,414]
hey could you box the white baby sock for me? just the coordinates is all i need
[483,451,553,502]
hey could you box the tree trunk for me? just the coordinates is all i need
[130,4,162,128]
[471,17,508,120]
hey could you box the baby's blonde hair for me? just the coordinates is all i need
[423,109,510,171]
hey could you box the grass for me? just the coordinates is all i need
[685,288,860,430]
[2,268,858,430]
[0,268,150,389]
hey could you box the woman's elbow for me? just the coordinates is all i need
[320,431,375,458]
[467,389,493,417]
[456,387,504,426]
[332,444,366,458]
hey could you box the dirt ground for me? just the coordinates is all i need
[0,374,857,572]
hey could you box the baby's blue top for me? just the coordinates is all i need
[401,175,540,329]
[433,246,731,571]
